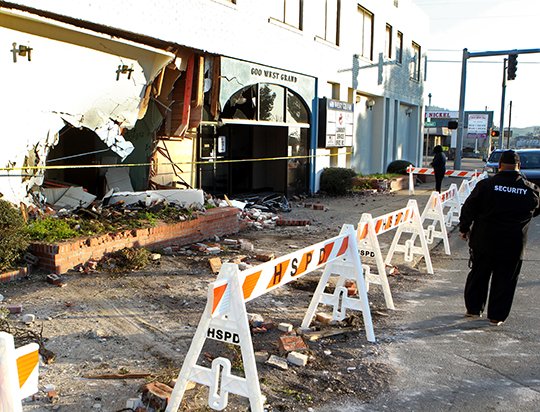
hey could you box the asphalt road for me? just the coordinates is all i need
[335,175,540,411]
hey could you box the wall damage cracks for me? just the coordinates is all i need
[0,5,177,206]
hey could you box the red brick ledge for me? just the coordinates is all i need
[0,267,28,284]
[30,207,240,275]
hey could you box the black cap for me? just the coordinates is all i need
[499,150,520,165]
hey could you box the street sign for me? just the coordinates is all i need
[424,121,436,127]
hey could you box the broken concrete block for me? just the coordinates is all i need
[239,240,254,252]
[23,252,39,265]
[312,203,325,211]
[266,355,288,370]
[206,246,222,254]
[223,239,238,245]
[46,274,66,287]
[22,314,35,324]
[150,253,161,261]
[139,382,173,411]
[287,351,309,367]
[255,351,269,363]
[277,322,293,333]
[278,335,308,353]
[315,312,334,325]
[208,257,222,274]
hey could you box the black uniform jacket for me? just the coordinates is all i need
[459,170,540,258]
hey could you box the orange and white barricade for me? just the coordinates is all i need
[438,183,461,227]
[166,224,374,412]
[417,189,454,254]
[353,199,433,312]
[0,332,40,412]
[458,171,488,204]
[407,166,483,195]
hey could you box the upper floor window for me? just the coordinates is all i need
[385,24,392,59]
[358,6,373,60]
[396,31,403,64]
[314,0,341,45]
[270,0,303,30]
[410,41,421,81]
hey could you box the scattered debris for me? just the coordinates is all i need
[266,355,289,371]
[22,313,35,324]
[83,372,154,379]
[277,322,293,333]
[300,327,356,342]
[139,381,173,411]
[287,351,309,367]
[255,252,275,262]
[278,335,308,353]
[276,218,310,226]
[46,274,66,287]
[208,257,222,274]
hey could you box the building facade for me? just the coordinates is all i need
[1,0,429,204]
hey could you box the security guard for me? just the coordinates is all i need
[459,150,540,325]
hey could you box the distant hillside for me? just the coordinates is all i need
[512,126,540,137]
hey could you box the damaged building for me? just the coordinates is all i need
[1,0,429,206]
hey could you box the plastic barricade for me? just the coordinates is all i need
[165,224,374,412]
[0,332,40,412]
[407,166,483,194]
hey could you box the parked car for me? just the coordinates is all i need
[484,149,540,185]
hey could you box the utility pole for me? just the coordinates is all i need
[499,58,507,149]
[507,100,513,148]
[454,47,540,169]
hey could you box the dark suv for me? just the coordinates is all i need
[484,149,540,185]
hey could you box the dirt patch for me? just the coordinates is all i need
[1,191,433,411]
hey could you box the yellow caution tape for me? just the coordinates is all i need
[0,152,352,172]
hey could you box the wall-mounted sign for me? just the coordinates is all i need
[318,98,354,148]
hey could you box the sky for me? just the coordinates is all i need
[413,0,540,128]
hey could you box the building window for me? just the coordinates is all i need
[327,81,340,99]
[410,41,421,81]
[385,24,392,59]
[315,0,341,45]
[396,31,403,64]
[270,0,303,30]
[358,6,373,60]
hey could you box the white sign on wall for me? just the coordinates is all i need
[324,99,354,148]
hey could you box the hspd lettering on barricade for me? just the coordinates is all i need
[165,224,374,412]
[0,332,40,412]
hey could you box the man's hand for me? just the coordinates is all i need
[459,231,469,241]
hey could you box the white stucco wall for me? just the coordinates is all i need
[5,0,429,185]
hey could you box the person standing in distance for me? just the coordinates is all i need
[431,145,446,193]
[459,150,540,325]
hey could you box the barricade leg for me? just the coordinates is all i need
[301,229,375,342]
[166,267,263,412]
[0,332,24,412]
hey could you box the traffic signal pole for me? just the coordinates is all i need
[499,58,507,149]
[454,47,540,169]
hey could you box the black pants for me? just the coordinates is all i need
[464,250,522,321]
[434,170,445,193]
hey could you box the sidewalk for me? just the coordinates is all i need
[329,182,540,411]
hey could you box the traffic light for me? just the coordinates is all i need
[507,54,518,80]
[448,120,458,130]
[490,129,500,137]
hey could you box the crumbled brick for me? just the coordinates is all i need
[344,280,358,296]
[208,257,222,274]
[255,252,275,262]
[278,335,307,353]
[7,304,23,314]
[312,203,325,211]
[287,351,309,367]
[47,390,59,404]
[276,219,310,226]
